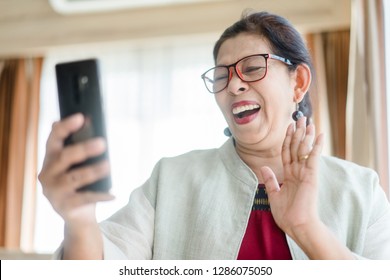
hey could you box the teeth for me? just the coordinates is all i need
[232,104,260,115]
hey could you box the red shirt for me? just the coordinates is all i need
[237,184,292,260]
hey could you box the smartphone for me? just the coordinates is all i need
[55,59,111,192]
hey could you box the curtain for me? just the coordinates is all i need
[307,1,389,197]
[306,34,332,156]
[323,30,351,159]
[306,30,350,159]
[346,0,388,197]
[0,57,43,249]
[307,0,389,197]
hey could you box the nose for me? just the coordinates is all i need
[227,66,248,95]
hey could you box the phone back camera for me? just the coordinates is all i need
[79,76,89,91]
[72,75,88,104]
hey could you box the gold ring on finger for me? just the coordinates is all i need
[299,154,309,161]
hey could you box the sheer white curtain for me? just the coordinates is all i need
[346,0,389,196]
[35,36,227,253]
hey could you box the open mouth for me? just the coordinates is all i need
[232,104,261,119]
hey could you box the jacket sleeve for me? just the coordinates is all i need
[358,175,390,259]
[296,157,390,260]
[99,185,155,259]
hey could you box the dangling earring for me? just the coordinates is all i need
[292,102,304,121]
[224,127,232,137]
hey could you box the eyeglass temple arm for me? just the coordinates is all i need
[269,54,293,65]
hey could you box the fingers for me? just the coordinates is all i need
[282,117,319,165]
[281,123,294,165]
[40,136,108,192]
[46,113,85,154]
[38,113,112,215]
[297,122,315,161]
[260,166,281,194]
[41,159,113,222]
[41,159,111,197]
[41,113,108,186]
[61,160,111,192]
[306,133,324,169]
[38,113,114,225]
[289,117,311,162]
[52,138,106,175]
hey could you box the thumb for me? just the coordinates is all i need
[260,166,280,195]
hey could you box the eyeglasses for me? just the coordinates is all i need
[201,53,293,94]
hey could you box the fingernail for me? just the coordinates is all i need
[69,113,84,122]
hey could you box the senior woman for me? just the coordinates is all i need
[39,11,390,259]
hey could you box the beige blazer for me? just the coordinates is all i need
[54,138,390,259]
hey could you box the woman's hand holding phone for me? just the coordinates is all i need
[39,113,113,222]
[38,113,114,259]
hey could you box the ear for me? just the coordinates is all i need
[292,64,311,103]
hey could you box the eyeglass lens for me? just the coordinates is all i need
[203,55,267,93]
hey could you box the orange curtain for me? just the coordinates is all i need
[0,57,43,249]
[322,30,350,159]
[306,30,350,159]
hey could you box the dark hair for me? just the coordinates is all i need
[213,11,313,121]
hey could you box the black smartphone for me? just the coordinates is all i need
[55,59,111,192]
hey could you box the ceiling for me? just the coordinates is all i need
[49,0,227,14]
[0,0,351,58]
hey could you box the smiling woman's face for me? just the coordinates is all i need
[214,33,298,153]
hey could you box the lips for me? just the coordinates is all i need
[232,101,261,125]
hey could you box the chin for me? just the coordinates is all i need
[233,132,264,146]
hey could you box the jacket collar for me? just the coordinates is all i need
[218,138,258,188]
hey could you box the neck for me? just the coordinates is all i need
[235,141,284,184]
